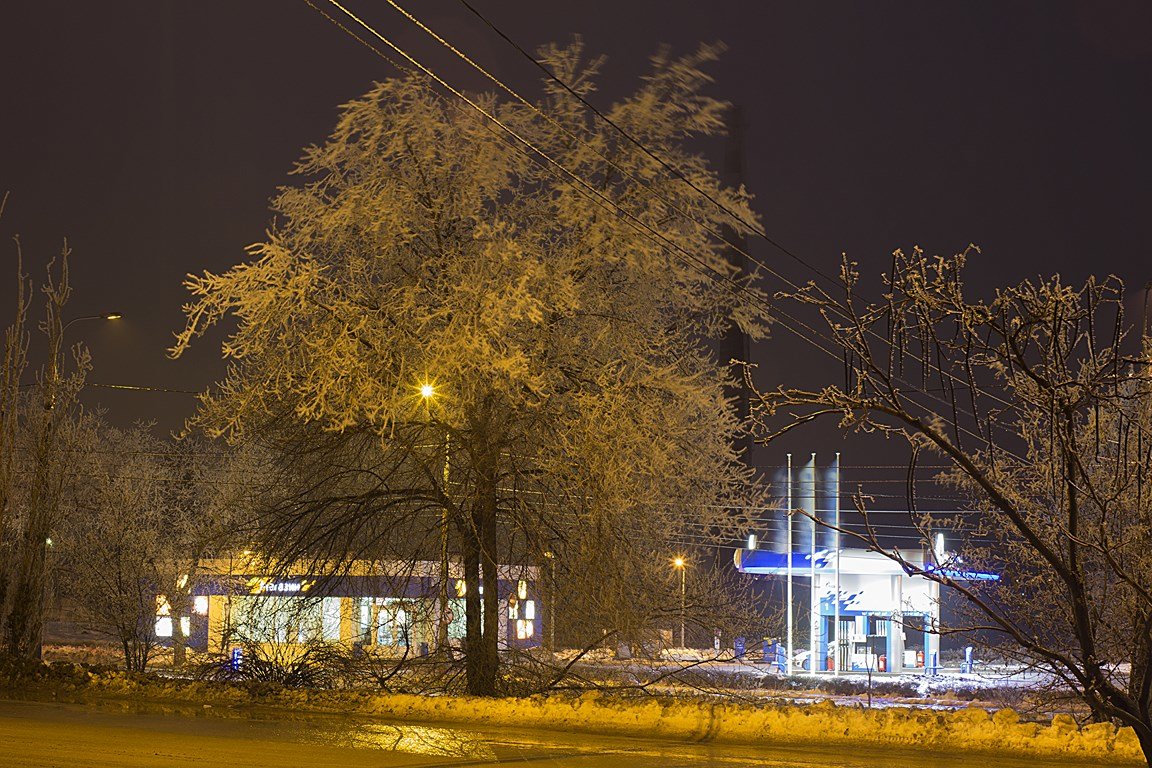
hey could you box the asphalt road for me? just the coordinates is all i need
[0,699,1099,768]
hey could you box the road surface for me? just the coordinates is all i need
[0,699,1096,767]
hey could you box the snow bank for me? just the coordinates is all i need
[358,694,1143,763]
[4,666,1144,763]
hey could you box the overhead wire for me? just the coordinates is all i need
[306,0,1030,466]
[453,0,842,289]
[387,2,1076,468]
[302,2,840,360]
[435,0,1152,464]
[277,2,1139,564]
[443,0,1045,439]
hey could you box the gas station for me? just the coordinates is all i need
[733,453,997,675]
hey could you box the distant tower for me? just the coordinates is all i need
[1142,280,1152,341]
[716,104,753,454]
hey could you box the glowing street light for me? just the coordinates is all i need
[23,310,123,659]
[672,556,686,648]
[48,312,123,411]
[419,378,452,650]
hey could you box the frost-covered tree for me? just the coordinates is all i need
[173,43,766,695]
[0,203,92,659]
[751,249,1152,764]
[58,423,172,672]
[58,424,252,672]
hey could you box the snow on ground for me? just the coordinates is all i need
[6,665,1142,764]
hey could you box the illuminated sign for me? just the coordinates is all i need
[248,579,313,594]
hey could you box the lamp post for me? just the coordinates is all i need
[421,382,451,652]
[23,311,120,658]
[543,550,555,652]
[673,556,686,648]
[47,313,121,410]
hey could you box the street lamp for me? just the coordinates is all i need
[47,312,122,410]
[28,310,121,658]
[62,312,122,332]
[543,551,556,652]
[672,556,686,648]
[421,381,452,651]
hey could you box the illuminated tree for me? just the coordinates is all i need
[58,424,254,672]
[0,200,91,659]
[751,249,1152,764]
[174,43,766,695]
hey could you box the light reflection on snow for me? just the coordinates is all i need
[345,722,496,759]
[277,718,496,759]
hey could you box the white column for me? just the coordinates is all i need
[786,453,793,677]
[891,574,904,674]
[832,453,841,676]
[808,453,817,673]
[925,578,941,675]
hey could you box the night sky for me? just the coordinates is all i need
[3,0,1151,445]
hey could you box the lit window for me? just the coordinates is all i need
[517,580,528,600]
[448,599,467,640]
[180,617,191,637]
[155,616,173,638]
[515,619,534,640]
[524,600,535,621]
[359,598,372,642]
[176,574,189,589]
[193,596,209,615]
[155,595,171,616]
[322,597,341,641]
[508,602,518,620]
[454,579,466,598]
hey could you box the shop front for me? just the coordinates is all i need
[154,557,541,657]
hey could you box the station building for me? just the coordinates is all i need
[155,555,543,656]
[734,453,997,674]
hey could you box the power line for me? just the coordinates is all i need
[454,0,842,290]
[305,0,1028,466]
[88,382,200,394]
[446,0,1049,443]
[424,4,1077,469]
[442,2,1152,467]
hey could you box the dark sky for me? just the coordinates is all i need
[2,0,1151,439]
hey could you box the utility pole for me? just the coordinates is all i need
[437,430,450,651]
[421,383,453,653]
[785,453,793,676]
[1142,280,1152,341]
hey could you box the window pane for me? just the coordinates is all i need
[322,598,341,641]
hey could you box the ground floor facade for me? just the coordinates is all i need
[155,557,542,657]
[735,547,943,675]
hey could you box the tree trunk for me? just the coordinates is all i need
[1133,722,1152,768]
[462,508,483,694]
[6,453,53,658]
[172,618,186,667]
[463,432,501,696]
[170,589,188,668]
[478,489,499,695]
